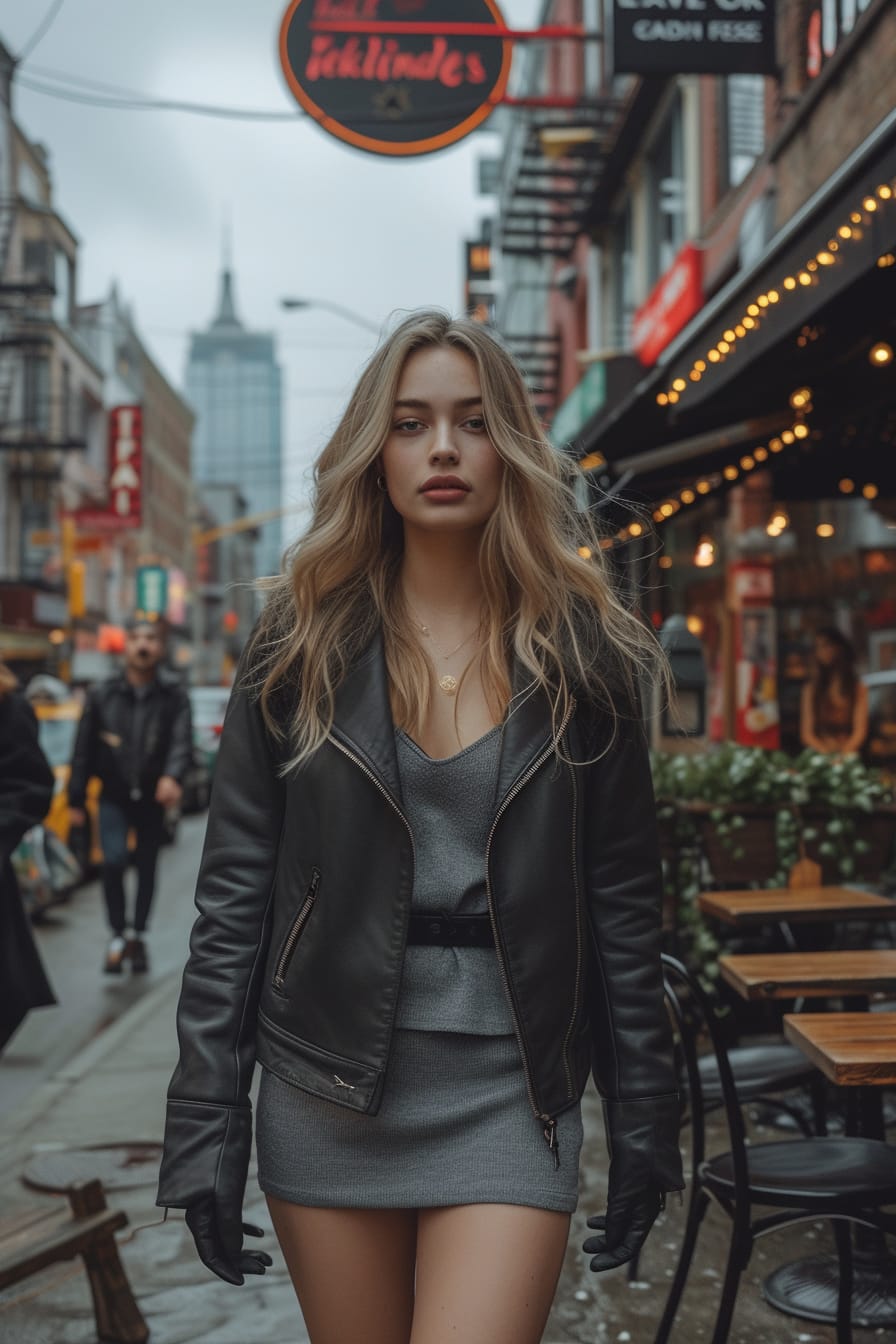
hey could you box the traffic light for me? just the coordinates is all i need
[67,560,86,619]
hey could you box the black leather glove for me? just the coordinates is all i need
[583,1095,684,1273]
[185,1195,273,1286]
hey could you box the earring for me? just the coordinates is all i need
[376,474,387,492]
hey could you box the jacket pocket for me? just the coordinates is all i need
[272,867,321,992]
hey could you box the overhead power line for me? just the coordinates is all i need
[16,72,305,121]
[18,0,67,62]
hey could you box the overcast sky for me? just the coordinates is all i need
[2,0,541,541]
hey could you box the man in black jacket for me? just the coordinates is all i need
[69,618,192,974]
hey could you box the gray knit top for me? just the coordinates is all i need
[394,725,515,1035]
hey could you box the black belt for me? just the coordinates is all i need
[406,913,495,948]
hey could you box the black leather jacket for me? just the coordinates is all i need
[157,632,683,1209]
[69,671,193,809]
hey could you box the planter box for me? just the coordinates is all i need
[678,801,896,888]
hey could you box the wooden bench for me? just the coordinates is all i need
[0,1178,148,1343]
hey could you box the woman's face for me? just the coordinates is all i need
[379,345,504,535]
[814,636,838,668]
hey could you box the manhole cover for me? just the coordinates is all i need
[23,1143,163,1193]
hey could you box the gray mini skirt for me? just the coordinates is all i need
[256,1028,583,1213]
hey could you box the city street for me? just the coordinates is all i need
[0,817,886,1343]
[0,814,206,1124]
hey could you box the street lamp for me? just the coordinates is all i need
[280,296,381,335]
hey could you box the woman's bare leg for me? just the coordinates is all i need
[411,1204,570,1344]
[266,1195,418,1344]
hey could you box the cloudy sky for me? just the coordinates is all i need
[2,0,541,539]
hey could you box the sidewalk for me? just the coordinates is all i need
[0,971,883,1343]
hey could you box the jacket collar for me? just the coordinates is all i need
[329,627,556,808]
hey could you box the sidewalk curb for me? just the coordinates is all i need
[2,971,180,1139]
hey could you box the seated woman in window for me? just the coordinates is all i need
[800,627,868,756]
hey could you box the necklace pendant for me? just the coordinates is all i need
[438,674,458,695]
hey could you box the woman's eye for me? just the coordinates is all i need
[394,418,424,432]
[464,417,486,432]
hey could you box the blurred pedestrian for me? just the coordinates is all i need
[0,658,56,1051]
[800,625,869,756]
[68,618,192,975]
[157,310,683,1342]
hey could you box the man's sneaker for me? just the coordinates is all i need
[103,935,127,975]
[127,936,149,974]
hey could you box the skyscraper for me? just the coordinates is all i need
[186,265,283,579]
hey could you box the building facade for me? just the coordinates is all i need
[486,0,896,750]
[185,267,283,581]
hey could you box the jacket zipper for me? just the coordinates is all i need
[560,761,584,1097]
[273,866,321,989]
[485,697,576,1168]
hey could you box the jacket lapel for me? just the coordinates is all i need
[330,628,402,803]
[330,628,557,810]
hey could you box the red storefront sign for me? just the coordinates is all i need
[77,406,143,531]
[730,561,780,750]
[632,243,703,368]
[279,0,512,156]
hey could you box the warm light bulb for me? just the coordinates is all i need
[660,502,675,518]
[690,370,702,382]
[723,329,736,343]
[578,545,592,559]
[672,377,687,392]
[816,523,835,538]
[694,360,706,373]
[789,387,811,409]
[798,271,812,286]
[686,615,704,636]
[769,438,783,453]
[742,316,756,330]
[878,184,893,200]
[747,303,760,316]
[816,251,835,266]
[839,478,855,493]
[723,465,738,481]
[783,276,797,289]
[863,197,877,212]
[740,455,756,470]
[658,555,673,569]
[863,483,879,500]
[877,254,895,268]
[667,390,680,403]
[628,522,644,537]
[754,446,768,462]
[838,225,853,239]
[656,392,669,406]
[767,289,780,303]
[680,489,696,504]
[693,537,716,568]
[696,480,711,494]
[850,212,862,224]
[793,423,810,439]
[708,349,721,363]
[735,324,746,338]
[869,342,893,367]
[781,429,795,445]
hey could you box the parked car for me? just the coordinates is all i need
[188,685,232,781]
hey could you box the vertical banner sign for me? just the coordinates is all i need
[631,243,703,367]
[76,405,143,531]
[136,565,168,619]
[279,0,512,156]
[464,239,492,321]
[612,1,777,76]
[730,561,780,749]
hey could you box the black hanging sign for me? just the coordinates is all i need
[279,0,512,157]
[612,0,777,76]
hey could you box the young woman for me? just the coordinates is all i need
[800,626,868,756]
[157,310,683,1344]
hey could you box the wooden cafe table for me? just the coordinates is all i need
[698,885,896,929]
[720,952,896,1327]
[783,1012,896,1088]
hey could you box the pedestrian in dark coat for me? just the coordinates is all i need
[0,660,56,1051]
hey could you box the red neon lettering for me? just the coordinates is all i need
[465,52,486,84]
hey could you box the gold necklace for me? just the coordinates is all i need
[409,611,482,696]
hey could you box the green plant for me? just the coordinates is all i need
[651,744,895,975]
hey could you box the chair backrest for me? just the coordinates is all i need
[661,953,751,1200]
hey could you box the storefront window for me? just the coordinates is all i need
[647,94,685,287]
[720,75,765,191]
[23,355,50,433]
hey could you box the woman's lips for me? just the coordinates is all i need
[421,486,469,502]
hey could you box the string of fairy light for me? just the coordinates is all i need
[572,173,896,555]
[653,176,895,409]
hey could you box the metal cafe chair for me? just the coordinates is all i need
[653,954,896,1344]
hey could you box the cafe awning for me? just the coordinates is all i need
[580,108,896,506]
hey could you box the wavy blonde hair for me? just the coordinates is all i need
[248,309,665,765]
